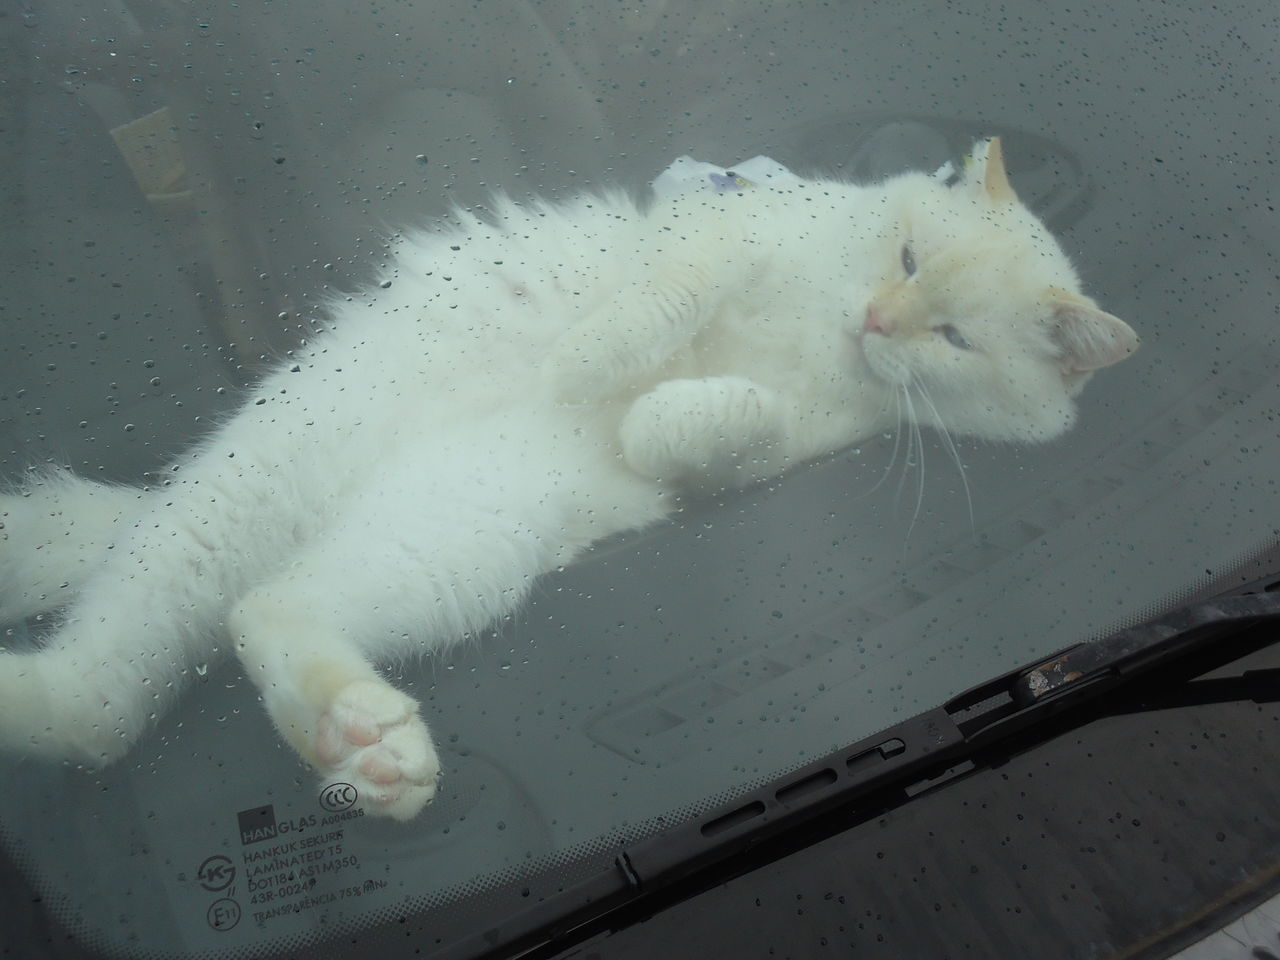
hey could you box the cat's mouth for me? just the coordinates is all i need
[860,337,908,385]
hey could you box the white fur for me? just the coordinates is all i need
[0,143,1136,819]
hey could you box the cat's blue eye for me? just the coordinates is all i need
[901,243,917,277]
[937,324,972,350]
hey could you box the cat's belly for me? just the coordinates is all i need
[381,402,668,550]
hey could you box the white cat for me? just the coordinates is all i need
[0,139,1136,820]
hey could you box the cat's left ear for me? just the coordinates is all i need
[1047,287,1140,372]
[969,137,1018,205]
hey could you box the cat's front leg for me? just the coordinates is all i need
[545,264,715,402]
[619,376,796,492]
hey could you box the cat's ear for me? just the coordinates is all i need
[968,137,1018,205]
[1047,287,1140,372]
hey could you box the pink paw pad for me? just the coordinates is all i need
[312,680,441,820]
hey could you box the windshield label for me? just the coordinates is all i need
[190,785,386,937]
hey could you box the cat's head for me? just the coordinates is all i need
[857,138,1138,443]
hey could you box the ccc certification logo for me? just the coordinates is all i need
[319,782,358,812]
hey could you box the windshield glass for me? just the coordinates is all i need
[2,0,1276,955]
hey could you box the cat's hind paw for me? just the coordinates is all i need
[314,679,440,821]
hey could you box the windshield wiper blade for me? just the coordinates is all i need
[444,586,1280,960]
[1023,589,1280,698]
[948,588,1280,744]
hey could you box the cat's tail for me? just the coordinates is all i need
[0,470,144,623]
[0,473,225,764]
[0,631,156,764]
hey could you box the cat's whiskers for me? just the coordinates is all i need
[852,386,905,500]
[909,395,927,536]
[848,373,976,544]
[891,390,912,504]
[892,386,928,542]
[910,372,975,531]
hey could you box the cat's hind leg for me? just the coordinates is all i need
[229,588,440,821]
[228,489,553,820]
[544,261,715,402]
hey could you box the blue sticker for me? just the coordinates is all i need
[708,171,751,192]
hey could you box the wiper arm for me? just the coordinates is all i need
[443,586,1280,960]
[1101,667,1280,713]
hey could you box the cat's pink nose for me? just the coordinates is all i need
[864,305,888,335]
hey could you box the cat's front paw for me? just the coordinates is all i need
[620,376,789,490]
[314,679,440,821]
